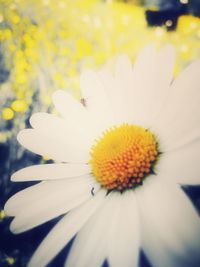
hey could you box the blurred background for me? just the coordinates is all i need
[0,0,200,266]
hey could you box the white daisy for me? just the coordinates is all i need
[5,45,200,267]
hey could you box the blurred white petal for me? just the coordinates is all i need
[17,129,90,163]
[97,69,120,122]
[6,176,98,232]
[107,191,140,267]
[11,163,90,181]
[28,189,106,267]
[52,90,103,138]
[154,60,200,151]
[65,192,120,267]
[131,45,175,126]
[157,139,200,185]
[30,112,93,148]
[136,178,200,267]
[113,54,134,123]
[80,70,114,130]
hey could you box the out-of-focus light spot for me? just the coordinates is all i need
[59,1,66,8]
[148,5,159,11]
[165,20,173,27]
[11,100,28,112]
[16,90,25,99]
[107,19,113,29]
[67,68,77,77]
[42,155,51,161]
[0,14,4,23]
[4,29,12,39]
[76,38,92,57]
[6,256,15,265]
[9,3,16,10]
[9,44,16,52]
[155,27,164,37]
[16,74,27,84]
[0,210,6,220]
[59,30,69,39]
[60,47,70,56]
[180,44,191,61]
[94,17,102,28]
[54,73,63,82]
[180,0,189,4]
[177,15,200,34]
[180,44,189,53]
[190,22,197,29]
[0,133,7,142]
[43,95,52,105]
[43,0,49,6]
[12,15,20,24]
[15,50,24,58]
[82,14,90,23]
[197,30,200,38]
[2,108,14,120]
[121,15,129,25]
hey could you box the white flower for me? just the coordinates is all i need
[5,45,200,267]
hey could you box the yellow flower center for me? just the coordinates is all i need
[90,124,158,191]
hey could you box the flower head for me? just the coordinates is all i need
[90,124,158,190]
[5,45,200,267]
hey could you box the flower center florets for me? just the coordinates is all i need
[90,124,158,191]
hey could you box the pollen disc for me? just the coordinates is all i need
[90,124,158,191]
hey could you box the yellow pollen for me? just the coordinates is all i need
[90,124,158,191]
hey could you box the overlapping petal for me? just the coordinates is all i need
[52,90,111,138]
[136,178,200,267]
[5,176,98,233]
[11,163,90,181]
[65,192,120,267]
[154,60,200,151]
[107,191,140,267]
[130,45,175,126]
[28,189,106,267]
[156,139,200,185]
[80,70,115,130]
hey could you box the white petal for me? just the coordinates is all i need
[7,175,95,214]
[157,139,200,185]
[6,176,98,232]
[52,90,102,138]
[80,70,114,130]
[113,55,135,123]
[17,128,90,163]
[136,178,200,267]
[131,45,175,126]
[28,189,106,267]
[97,69,121,122]
[154,60,200,151]
[30,112,93,148]
[65,192,120,267]
[5,182,44,216]
[107,191,140,267]
[98,55,135,124]
[11,163,90,181]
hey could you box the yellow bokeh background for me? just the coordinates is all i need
[0,0,200,137]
